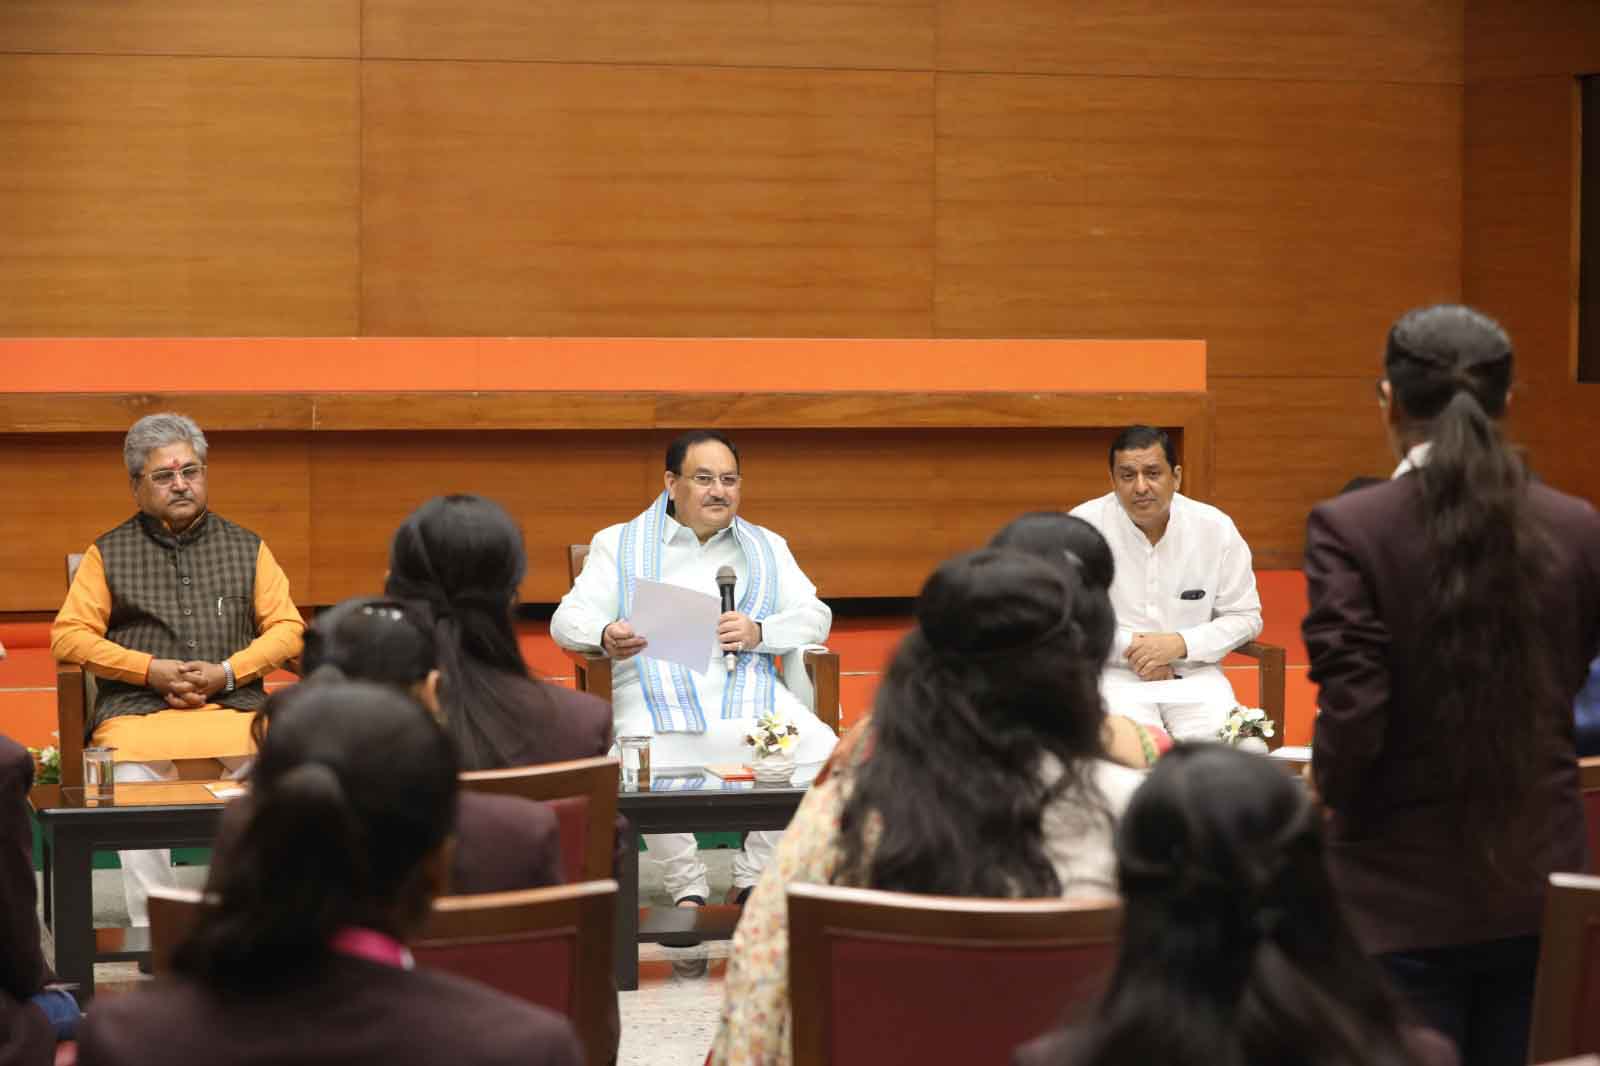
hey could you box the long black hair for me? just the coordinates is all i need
[834,548,1110,897]
[1385,304,1559,868]
[175,681,458,987]
[1056,745,1420,1066]
[384,494,558,771]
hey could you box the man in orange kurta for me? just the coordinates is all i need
[50,413,303,925]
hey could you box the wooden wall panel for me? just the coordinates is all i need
[1213,378,1396,570]
[934,74,1463,379]
[0,56,360,336]
[0,2,358,58]
[0,433,311,613]
[1466,0,1600,82]
[1463,77,1578,387]
[363,0,933,69]
[360,62,934,338]
[938,0,1462,83]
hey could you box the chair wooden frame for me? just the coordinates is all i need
[786,882,1122,1066]
[417,880,617,1066]
[562,544,841,734]
[458,756,620,882]
[1529,872,1600,1062]
[150,880,618,1066]
[1236,639,1288,749]
[55,553,92,788]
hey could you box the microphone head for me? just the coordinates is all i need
[715,565,737,590]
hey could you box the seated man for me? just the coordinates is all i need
[552,429,836,907]
[2,735,79,1064]
[1070,425,1262,741]
[50,413,304,925]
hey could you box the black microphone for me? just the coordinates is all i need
[716,566,738,672]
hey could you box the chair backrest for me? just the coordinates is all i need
[459,757,619,883]
[1582,757,1600,876]
[787,883,1121,1066]
[1530,872,1600,1062]
[568,544,590,585]
[416,880,616,1066]
[147,886,207,974]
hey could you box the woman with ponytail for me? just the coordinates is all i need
[384,495,611,770]
[78,681,581,1066]
[1302,305,1600,1066]
[709,548,1143,1066]
[240,597,564,895]
[1016,745,1455,1066]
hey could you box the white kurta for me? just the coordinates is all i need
[1069,491,1264,740]
[550,510,837,767]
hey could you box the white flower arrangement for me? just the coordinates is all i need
[28,732,61,785]
[743,711,800,760]
[1218,706,1275,745]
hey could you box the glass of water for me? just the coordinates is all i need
[618,735,651,790]
[82,746,116,801]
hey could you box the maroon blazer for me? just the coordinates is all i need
[0,737,54,1066]
[214,790,562,897]
[77,954,581,1066]
[500,681,613,766]
[1304,477,1600,954]
[1013,1023,1460,1066]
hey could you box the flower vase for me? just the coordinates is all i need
[751,752,796,784]
[1235,736,1270,755]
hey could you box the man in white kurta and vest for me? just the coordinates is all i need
[552,430,836,908]
[1070,425,1263,742]
[50,413,304,925]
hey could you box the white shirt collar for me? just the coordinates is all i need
[1391,441,1432,479]
[1112,492,1182,548]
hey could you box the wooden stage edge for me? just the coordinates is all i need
[0,391,1211,434]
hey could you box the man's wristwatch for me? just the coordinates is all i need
[220,660,236,694]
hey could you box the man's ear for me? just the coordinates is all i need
[1172,464,1182,491]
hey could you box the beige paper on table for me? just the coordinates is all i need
[628,578,721,675]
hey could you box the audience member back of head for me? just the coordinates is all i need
[1015,744,1456,1066]
[384,494,611,770]
[77,680,581,1066]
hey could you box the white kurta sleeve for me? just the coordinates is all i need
[550,527,624,651]
[1176,521,1263,664]
[752,535,831,653]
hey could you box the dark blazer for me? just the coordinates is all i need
[1013,1023,1460,1066]
[1303,476,1600,954]
[0,737,54,1066]
[77,954,581,1066]
[503,682,613,766]
[214,791,563,897]
[452,791,562,894]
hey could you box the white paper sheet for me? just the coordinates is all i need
[1101,676,1221,704]
[1268,745,1313,763]
[627,577,722,675]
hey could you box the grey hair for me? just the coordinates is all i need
[124,413,208,480]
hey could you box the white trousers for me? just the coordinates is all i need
[1100,663,1239,743]
[646,829,781,903]
[115,757,250,926]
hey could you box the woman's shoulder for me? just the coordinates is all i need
[523,680,615,758]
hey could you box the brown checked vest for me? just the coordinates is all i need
[91,512,268,731]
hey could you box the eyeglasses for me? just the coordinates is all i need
[684,473,742,489]
[140,464,206,488]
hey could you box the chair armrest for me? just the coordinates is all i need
[55,662,87,789]
[563,646,613,704]
[1233,641,1287,750]
[802,648,841,736]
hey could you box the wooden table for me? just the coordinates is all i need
[613,764,818,991]
[30,781,228,1002]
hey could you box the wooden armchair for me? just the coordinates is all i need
[787,883,1122,1066]
[1234,639,1287,749]
[561,544,841,733]
[55,554,93,788]
[1529,872,1600,1061]
[458,756,620,882]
